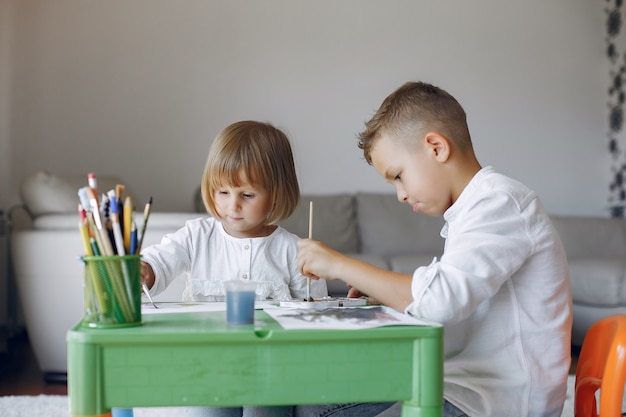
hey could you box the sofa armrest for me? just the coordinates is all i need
[8,205,34,231]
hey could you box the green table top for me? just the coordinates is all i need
[68,305,442,344]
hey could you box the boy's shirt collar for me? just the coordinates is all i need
[443,166,494,227]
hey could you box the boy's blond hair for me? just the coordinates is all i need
[358,81,473,164]
[201,120,300,224]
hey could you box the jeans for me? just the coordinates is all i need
[294,400,468,417]
[186,406,294,417]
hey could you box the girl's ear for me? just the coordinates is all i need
[424,132,451,162]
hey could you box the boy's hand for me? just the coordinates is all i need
[297,239,342,281]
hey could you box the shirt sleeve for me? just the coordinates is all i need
[140,222,195,296]
[407,189,535,324]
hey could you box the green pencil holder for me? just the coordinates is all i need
[81,255,142,328]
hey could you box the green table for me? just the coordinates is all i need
[67,308,443,417]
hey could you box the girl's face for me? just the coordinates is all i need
[370,134,452,217]
[214,178,274,238]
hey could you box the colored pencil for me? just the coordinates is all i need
[123,196,133,253]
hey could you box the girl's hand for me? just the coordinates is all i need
[141,261,155,290]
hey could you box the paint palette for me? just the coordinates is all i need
[279,297,367,309]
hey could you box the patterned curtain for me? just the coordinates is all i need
[607,0,626,217]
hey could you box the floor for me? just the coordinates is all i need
[0,330,68,396]
[0,329,579,398]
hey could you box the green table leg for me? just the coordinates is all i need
[402,333,443,417]
[68,339,111,417]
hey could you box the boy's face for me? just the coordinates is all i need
[214,175,273,238]
[370,134,452,216]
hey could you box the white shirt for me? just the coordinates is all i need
[407,167,572,417]
[142,217,327,301]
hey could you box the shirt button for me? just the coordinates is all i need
[242,274,248,279]
[244,245,250,250]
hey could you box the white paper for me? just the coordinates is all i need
[141,301,278,315]
[263,305,437,330]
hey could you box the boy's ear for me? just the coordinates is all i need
[424,132,451,162]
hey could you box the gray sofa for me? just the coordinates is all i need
[9,171,626,376]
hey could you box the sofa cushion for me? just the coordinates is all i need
[356,193,445,257]
[550,215,626,259]
[569,258,626,307]
[20,171,136,217]
[348,253,390,270]
[388,254,439,275]
[324,253,389,297]
[279,194,358,253]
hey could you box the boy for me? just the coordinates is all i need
[297,82,572,416]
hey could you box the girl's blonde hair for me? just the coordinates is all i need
[201,120,300,224]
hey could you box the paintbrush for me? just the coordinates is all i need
[306,201,314,301]
[135,196,153,254]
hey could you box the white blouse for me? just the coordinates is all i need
[142,217,327,301]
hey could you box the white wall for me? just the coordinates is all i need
[2,0,607,215]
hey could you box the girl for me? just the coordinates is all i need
[141,120,327,417]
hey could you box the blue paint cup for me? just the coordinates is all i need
[224,280,257,325]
